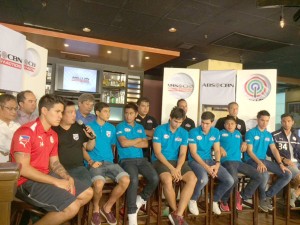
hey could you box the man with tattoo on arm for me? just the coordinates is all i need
[10,94,93,225]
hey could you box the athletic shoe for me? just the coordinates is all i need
[136,195,147,213]
[212,202,221,215]
[128,213,138,225]
[91,212,101,225]
[266,197,273,211]
[290,189,297,208]
[220,202,230,212]
[100,206,117,225]
[236,192,243,211]
[168,211,186,225]
[259,199,269,212]
[188,200,199,215]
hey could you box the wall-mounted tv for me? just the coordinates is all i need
[55,65,100,93]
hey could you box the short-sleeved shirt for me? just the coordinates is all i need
[215,116,246,138]
[76,110,96,125]
[16,110,38,125]
[86,120,116,163]
[188,126,220,161]
[135,114,158,131]
[220,129,242,162]
[10,118,59,186]
[152,123,188,161]
[181,117,195,132]
[52,123,89,170]
[244,126,274,161]
[116,121,146,160]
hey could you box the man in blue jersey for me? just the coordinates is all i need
[219,116,262,211]
[245,110,292,212]
[85,102,130,225]
[152,106,197,225]
[188,111,234,215]
[116,103,159,225]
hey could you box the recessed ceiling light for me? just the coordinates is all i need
[145,56,150,60]
[192,57,196,61]
[169,27,177,32]
[82,27,91,32]
[130,65,134,68]
[64,43,69,47]
[107,50,112,54]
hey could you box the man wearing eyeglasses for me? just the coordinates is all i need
[0,94,20,162]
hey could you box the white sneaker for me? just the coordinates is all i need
[136,195,147,213]
[290,189,297,208]
[128,213,138,225]
[188,200,199,215]
[212,202,221,215]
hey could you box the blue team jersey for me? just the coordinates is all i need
[244,126,274,161]
[188,126,220,161]
[85,120,116,164]
[152,123,188,161]
[220,129,242,163]
[116,121,146,160]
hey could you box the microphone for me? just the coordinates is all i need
[77,120,96,140]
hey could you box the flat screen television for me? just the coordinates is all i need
[55,65,100,93]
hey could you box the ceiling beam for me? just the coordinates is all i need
[277,76,300,85]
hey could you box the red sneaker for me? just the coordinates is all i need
[220,202,230,212]
[236,192,243,211]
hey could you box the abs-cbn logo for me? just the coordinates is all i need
[24,48,41,77]
[202,83,235,87]
[0,50,23,69]
[167,72,194,99]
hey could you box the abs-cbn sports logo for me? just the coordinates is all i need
[167,72,194,99]
[0,48,40,76]
[0,50,22,69]
[244,74,271,101]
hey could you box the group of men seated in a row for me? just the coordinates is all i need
[0,91,299,225]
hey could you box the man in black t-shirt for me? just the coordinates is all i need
[53,100,96,186]
[215,102,246,139]
[136,97,158,161]
[177,99,195,132]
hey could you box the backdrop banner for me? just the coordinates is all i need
[200,70,236,105]
[0,25,26,91]
[161,68,200,124]
[236,69,277,131]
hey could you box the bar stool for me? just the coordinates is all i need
[233,173,259,225]
[82,177,121,225]
[121,174,151,225]
[283,182,300,225]
[10,198,80,225]
[209,176,234,225]
[184,182,209,225]
[155,180,183,225]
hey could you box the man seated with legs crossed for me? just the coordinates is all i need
[116,103,159,225]
[11,94,93,225]
[84,102,130,225]
[152,106,197,225]
[271,113,300,208]
[219,116,263,211]
[188,111,234,215]
[245,110,292,212]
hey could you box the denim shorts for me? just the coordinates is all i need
[89,162,129,183]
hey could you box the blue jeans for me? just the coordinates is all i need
[221,161,263,202]
[189,160,234,202]
[247,159,292,199]
[120,158,159,214]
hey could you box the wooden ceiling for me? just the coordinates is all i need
[1,23,179,71]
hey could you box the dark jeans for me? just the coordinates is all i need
[247,159,292,199]
[221,161,263,202]
[120,158,159,214]
[189,159,234,202]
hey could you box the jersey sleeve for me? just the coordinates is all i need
[181,130,189,146]
[111,126,117,145]
[49,132,58,157]
[245,130,254,145]
[153,126,162,144]
[116,124,124,137]
[11,127,33,154]
[188,129,197,144]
